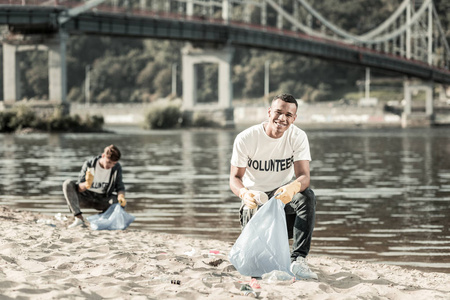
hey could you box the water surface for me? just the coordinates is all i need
[0,125,449,273]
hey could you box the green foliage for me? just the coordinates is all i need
[197,64,218,103]
[309,0,404,33]
[191,114,220,128]
[84,115,104,130]
[144,102,182,129]
[7,106,37,130]
[434,0,449,31]
[0,111,16,132]
[0,107,104,133]
[278,81,310,100]
[19,52,48,99]
[153,68,172,97]
[66,86,84,103]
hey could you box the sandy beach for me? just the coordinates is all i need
[1,206,449,300]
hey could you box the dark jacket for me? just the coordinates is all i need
[76,155,125,197]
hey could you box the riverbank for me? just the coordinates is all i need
[70,101,403,128]
[1,206,449,299]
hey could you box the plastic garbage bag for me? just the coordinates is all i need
[228,197,293,277]
[262,270,294,284]
[87,203,135,230]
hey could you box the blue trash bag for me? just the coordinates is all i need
[228,197,293,277]
[87,203,135,230]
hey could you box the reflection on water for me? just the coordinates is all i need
[0,126,449,273]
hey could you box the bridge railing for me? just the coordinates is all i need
[0,0,75,7]
[1,0,449,70]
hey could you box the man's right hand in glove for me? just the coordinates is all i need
[239,187,257,209]
[85,169,94,189]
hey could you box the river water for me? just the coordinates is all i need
[1,125,449,273]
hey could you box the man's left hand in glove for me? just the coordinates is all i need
[275,180,302,204]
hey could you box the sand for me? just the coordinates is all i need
[0,206,449,300]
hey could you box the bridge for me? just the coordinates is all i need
[1,0,449,127]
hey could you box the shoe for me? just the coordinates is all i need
[68,218,85,228]
[290,257,318,280]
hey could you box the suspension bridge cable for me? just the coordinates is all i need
[266,0,436,45]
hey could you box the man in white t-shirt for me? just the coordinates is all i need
[230,93,317,280]
[63,144,127,229]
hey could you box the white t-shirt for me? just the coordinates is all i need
[89,160,112,194]
[230,122,311,192]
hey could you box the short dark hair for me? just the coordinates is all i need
[104,144,121,162]
[272,93,298,110]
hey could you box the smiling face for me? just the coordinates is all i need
[265,98,297,138]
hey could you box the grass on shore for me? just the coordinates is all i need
[0,106,104,133]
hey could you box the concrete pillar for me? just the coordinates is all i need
[181,43,234,127]
[402,79,434,127]
[425,81,433,116]
[218,52,233,108]
[403,79,412,114]
[182,45,196,109]
[171,63,177,96]
[181,43,233,109]
[48,32,68,103]
[3,43,21,103]
[365,67,370,101]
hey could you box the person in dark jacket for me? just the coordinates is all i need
[63,144,126,228]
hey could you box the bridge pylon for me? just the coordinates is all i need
[401,79,434,127]
[181,43,234,128]
[2,31,68,107]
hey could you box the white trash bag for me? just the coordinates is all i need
[228,197,293,277]
[87,203,135,230]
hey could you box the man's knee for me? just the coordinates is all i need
[63,179,77,193]
[290,187,316,211]
[301,187,315,205]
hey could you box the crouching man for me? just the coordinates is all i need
[63,144,127,228]
[229,94,317,280]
